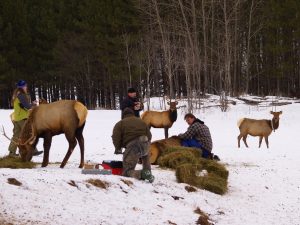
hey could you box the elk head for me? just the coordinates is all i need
[18,121,37,162]
[166,98,179,111]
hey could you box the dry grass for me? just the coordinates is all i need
[158,146,228,195]
[7,178,22,186]
[185,185,197,192]
[158,147,201,169]
[121,179,133,187]
[87,179,109,189]
[0,156,36,169]
[194,207,213,225]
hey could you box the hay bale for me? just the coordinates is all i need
[176,163,228,195]
[157,147,201,169]
[161,146,201,157]
[149,136,182,164]
[0,156,36,169]
[154,145,229,195]
[198,158,229,179]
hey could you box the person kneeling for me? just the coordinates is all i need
[178,113,220,161]
[112,108,154,183]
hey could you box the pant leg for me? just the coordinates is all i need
[8,120,26,154]
[122,145,141,179]
[181,138,202,148]
[181,138,211,158]
[141,152,151,171]
[122,137,151,180]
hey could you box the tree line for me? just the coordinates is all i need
[1,0,299,110]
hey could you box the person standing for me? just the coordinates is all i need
[178,113,219,160]
[120,87,143,118]
[112,107,154,183]
[8,80,43,157]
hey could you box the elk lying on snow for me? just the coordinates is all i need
[141,99,178,138]
[237,111,282,148]
[18,100,88,168]
[149,136,182,164]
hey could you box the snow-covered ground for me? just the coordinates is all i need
[1,96,300,225]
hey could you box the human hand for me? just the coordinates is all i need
[134,102,141,110]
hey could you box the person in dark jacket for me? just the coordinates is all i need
[112,107,154,183]
[8,80,43,157]
[178,113,219,160]
[120,87,143,118]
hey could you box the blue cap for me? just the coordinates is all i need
[17,80,27,88]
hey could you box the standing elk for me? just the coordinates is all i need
[237,111,282,148]
[141,99,178,138]
[5,100,88,168]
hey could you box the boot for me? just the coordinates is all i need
[213,154,220,161]
[141,169,155,183]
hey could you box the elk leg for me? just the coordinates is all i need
[265,136,269,148]
[237,134,242,148]
[259,136,263,148]
[42,133,52,167]
[75,125,85,168]
[60,132,77,168]
[242,135,249,148]
[164,128,169,138]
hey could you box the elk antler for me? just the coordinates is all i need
[1,125,19,145]
[20,124,36,145]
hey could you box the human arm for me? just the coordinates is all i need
[17,93,34,110]
[178,124,197,140]
[112,121,123,153]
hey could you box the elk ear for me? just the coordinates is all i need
[270,111,273,114]
[279,111,282,114]
[167,102,170,105]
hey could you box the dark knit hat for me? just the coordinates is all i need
[17,80,27,88]
[127,87,136,93]
[123,107,134,116]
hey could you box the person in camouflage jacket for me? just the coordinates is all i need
[178,113,213,159]
[112,107,154,183]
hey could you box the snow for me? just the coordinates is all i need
[1,96,300,225]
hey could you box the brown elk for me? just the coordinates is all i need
[237,111,282,148]
[149,136,182,164]
[141,99,178,138]
[17,100,88,168]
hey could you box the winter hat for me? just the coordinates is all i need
[123,107,134,116]
[127,87,136,93]
[17,80,27,88]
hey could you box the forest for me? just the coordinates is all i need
[0,0,300,109]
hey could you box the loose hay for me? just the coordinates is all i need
[7,178,22,186]
[0,156,36,169]
[87,179,109,189]
[158,146,228,195]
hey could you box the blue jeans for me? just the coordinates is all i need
[181,139,211,158]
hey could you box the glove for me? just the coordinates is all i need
[114,148,122,155]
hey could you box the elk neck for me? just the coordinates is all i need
[169,109,177,122]
[269,118,279,132]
